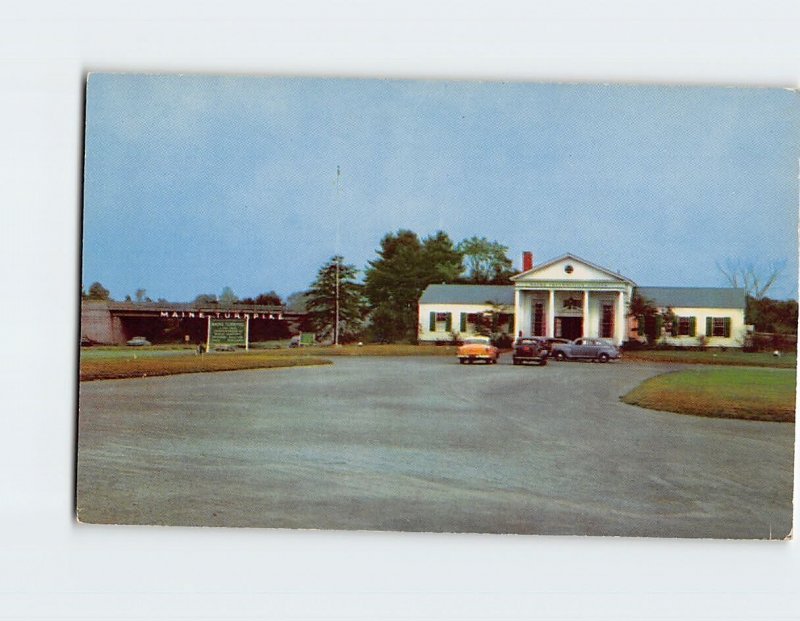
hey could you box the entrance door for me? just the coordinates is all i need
[558,316,582,340]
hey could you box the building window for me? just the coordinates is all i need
[675,316,696,336]
[429,312,452,332]
[705,316,731,338]
[532,303,544,336]
[601,304,614,338]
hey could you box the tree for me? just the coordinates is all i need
[87,282,110,300]
[716,258,786,299]
[193,293,218,305]
[628,293,659,341]
[364,229,467,342]
[306,256,368,343]
[135,289,147,303]
[456,236,514,284]
[746,296,798,334]
[241,291,283,306]
[420,231,464,283]
[219,287,238,307]
[364,230,425,342]
[285,291,309,312]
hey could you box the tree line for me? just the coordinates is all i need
[304,231,516,343]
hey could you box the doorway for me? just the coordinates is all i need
[557,316,582,340]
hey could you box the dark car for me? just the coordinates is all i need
[551,338,620,362]
[512,337,549,366]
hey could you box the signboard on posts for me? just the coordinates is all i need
[207,318,248,350]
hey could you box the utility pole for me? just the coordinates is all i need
[334,166,341,346]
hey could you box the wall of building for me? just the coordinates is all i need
[419,303,513,342]
[81,302,127,344]
[644,306,748,348]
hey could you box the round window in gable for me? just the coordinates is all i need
[564,264,574,274]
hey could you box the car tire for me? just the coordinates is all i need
[539,359,547,366]
[598,353,609,363]
[513,358,520,366]
[555,351,566,361]
[459,358,466,364]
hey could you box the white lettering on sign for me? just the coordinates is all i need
[146,309,287,319]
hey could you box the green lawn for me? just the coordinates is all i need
[623,349,796,369]
[621,367,796,422]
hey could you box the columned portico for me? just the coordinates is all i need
[510,253,636,345]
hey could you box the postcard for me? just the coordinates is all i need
[78,74,797,538]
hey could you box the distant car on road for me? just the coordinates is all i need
[126,336,151,347]
[457,336,499,364]
[512,337,549,366]
[551,338,620,362]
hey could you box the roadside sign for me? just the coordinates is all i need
[300,332,315,346]
[207,317,249,350]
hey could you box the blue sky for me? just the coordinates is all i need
[83,75,799,301]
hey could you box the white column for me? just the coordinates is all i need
[616,290,626,345]
[547,289,555,337]
[582,290,589,338]
[514,288,521,338]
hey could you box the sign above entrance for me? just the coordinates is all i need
[515,281,625,290]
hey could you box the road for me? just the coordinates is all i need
[77,356,794,538]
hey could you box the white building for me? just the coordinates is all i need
[418,284,514,343]
[418,253,748,347]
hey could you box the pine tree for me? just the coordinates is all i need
[305,256,368,343]
[364,229,463,342]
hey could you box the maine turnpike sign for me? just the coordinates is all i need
[156,310,284,351]
[207,317,248,350]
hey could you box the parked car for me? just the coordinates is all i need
[512,337,549,366]
[126,336,151,346]
[457,336,499,364]
[539,337,571,353]
[550,338,620,362]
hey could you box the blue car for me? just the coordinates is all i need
[550,338,620,363]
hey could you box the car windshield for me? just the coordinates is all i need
[464,338,490,345]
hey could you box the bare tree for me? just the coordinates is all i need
[716,258,786,299]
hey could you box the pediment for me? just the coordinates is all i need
[511,253,634,284]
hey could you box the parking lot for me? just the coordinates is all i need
[77,355,794,538]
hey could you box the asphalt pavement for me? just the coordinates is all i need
[76,355,795,538]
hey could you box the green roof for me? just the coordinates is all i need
[635,287,746,309]
[419,284,514,305]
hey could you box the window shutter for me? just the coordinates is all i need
[723,317,731,338]
[445,313,452,332]
[460,313,467,332]
[706,317,713,336]
[689,317,696,337]
[654,316,663,339]
[671,318,679,337]
[637,315,645,335]
[429,312,436,332]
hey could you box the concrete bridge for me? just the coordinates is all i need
[81,300,306,345]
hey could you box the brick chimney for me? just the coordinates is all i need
[522,251,534,272]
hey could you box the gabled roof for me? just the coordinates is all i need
[636,286,746,310]
[419,284,514,306]
[510,252,636,284]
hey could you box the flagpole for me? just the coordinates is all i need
[334,165,340,346]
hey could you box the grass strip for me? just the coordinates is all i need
[80,353,332,381]
[621,367,796,423]
[623,349,796,369]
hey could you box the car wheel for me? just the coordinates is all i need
[459,358,466,364]
[598,353,609,363]
[555,351,566,361]
[539,359,547,366]
[513,358,520,366]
